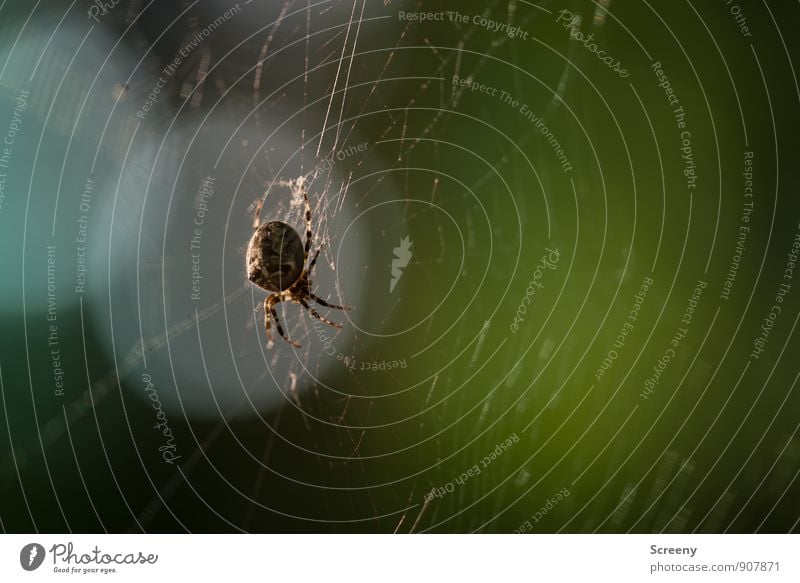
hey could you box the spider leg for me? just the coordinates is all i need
[310,293,351,311]
[300,180,312,260]
[307,249,321,274]
[251,197,264,231]
[264,295,301,348]
[299,298,342,329]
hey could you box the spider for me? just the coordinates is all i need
[246,179,349,347]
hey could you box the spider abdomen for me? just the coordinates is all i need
[246,221,305,291]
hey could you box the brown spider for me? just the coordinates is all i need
[245,179,349,347]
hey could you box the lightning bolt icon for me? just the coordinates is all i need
[28,546,38,567]
[390,236,412,293]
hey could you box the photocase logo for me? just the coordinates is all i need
[19,543,46,571]
[389,235,413,293]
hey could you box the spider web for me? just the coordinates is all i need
[3,0,800,536]
[185,0,569,532]
[29,0,565,533]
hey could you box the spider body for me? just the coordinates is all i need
[246,181,349,347]
[246,221,304,291]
